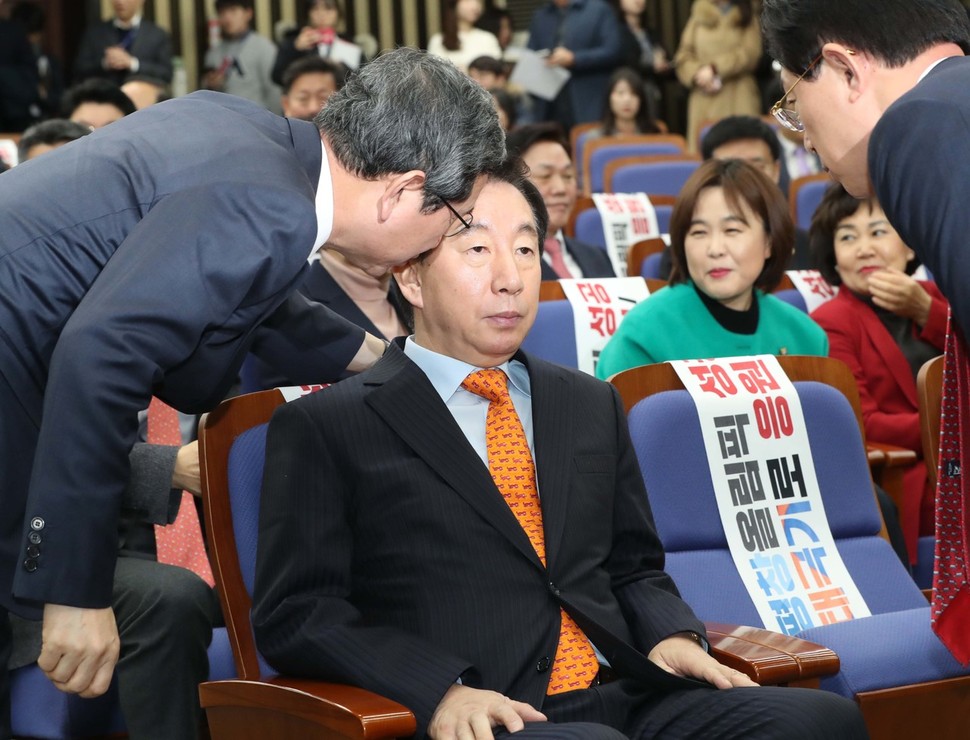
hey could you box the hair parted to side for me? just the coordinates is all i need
[18,119,92,162]
[668,159,793,292]
[700,115,781,162]
[762,0,970,79]
[316,47,506,213]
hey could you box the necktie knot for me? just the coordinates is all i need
[462,368,510,405]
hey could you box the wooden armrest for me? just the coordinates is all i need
[200,677,416,740]
[705,622,839,686]
[867,442,918,468]
[866,446,886,467]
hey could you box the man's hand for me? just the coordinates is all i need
[172,440,201,495]
[648,634,757,690]
[39,604,120,698]
[866,268,933,326]
[103,46,134,71]
[428,684,547,740]
[546,47,575,68]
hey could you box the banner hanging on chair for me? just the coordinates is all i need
[592,193,660,277]
[560,277,651,376]
[784,270,839,313]
[670,355,871,635]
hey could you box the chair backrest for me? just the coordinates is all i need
[626,237,667,277]
[200,388,289,680]
[570,122,601,188]
[917,354,945,491]
[789,173,832,231]
[605,155,701,197]
[573,207,607,248]
[520,300,578,368]
[773,288,808,312]
[583,135,688,194]
[613,357,927,629]
[565,195,595,238]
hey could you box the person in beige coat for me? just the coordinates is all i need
[674,0,762,151]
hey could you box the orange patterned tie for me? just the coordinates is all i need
[462,369,597,694]
[148,397,215,587]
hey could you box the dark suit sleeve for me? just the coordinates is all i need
[125,443,181,525]
[606,386,706,650]
[569,6,623,73]
[15,183,318,608]
[870,91,970,341]
[132,24,173,83]
[253,399,472,735]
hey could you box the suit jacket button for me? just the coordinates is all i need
[26,545,40,558]
[30,517,45,531]
[23,559,38,573]
[548,581,561,597]
[536,656,551,672]
[28,532,42,545]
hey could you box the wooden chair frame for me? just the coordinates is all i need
[626,237,669,277]
[788,172,832,229]
[198,389,416,739]
[917,354,945,491]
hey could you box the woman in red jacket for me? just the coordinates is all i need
[810,184,947,564]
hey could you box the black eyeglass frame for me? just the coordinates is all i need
[440,197,474,238]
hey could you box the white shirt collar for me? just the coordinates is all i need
[114,14,142,30]
[917,56,956,83]
[311,139,334,260]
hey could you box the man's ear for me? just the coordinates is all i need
[821,43,871,101]
[377,170,428,223]
[393,260,423,310]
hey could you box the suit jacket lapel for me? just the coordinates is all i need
[365,347,545,569]
[523,354,573,572]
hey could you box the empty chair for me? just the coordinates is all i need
[583,134,688,194]
[605,155,701,197]
[521,299,578,368]
[789,173,832,231]
[613,356,970,740]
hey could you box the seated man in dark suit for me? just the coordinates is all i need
[507,123,617,281]
[253,159,867,739]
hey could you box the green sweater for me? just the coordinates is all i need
[595,282,829,379]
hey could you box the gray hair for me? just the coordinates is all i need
[315,47,506,212]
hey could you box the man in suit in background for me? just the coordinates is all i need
[253,159,867,739]
[508,123,617,281]
[761,0,970,665]
[526,0,623,130]
[74,0,173,86]
[0,47,504,738]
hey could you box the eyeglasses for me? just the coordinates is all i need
[440,197,474,238]
[770,53,824,132]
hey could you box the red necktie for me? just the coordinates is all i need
[931,313,970,665]
[544,237,574,279]
[462,369,597,694]
[148,397,215,587]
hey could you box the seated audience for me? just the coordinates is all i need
[809,184,947,563]
[489,87,517,131]
[17,119,91,162]
[597,159,827,378]
[272,0,361,86]
[427,0,501,73]
[73,0,173,85]
[468,55,533,126]
[658,115,811,278]
[202,0,282,114]
[590,66,662,137]
[280,56,345,121]
[252,157,867,740]
[507,123,616,280]
[62,78,136,128]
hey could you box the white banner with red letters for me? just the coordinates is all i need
[592,193,660,277]
[670,355,870,634]
[784,270,838,313]
[560,278,651,376]
[278,384,329,403]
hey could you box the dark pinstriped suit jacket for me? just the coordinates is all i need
[253,342,706,737]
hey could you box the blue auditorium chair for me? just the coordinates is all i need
[605,156,701,198]
[583,134,688,195]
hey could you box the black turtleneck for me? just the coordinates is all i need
[693,281,760,335]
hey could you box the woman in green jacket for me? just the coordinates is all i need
[597,159,827,379]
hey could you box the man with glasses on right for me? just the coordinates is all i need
[761,0,970,667]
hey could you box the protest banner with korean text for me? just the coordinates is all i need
[785,270,838,313]
[669,355,870,635]
[560,278,651,376]
[592,193,660,277]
